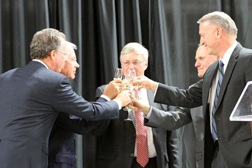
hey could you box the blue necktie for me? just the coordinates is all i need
[212,60,224,141]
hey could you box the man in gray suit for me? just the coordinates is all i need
[91,42,179,168]
[0,28,131,168]
[179,45,219,168]
[133,11,252,168]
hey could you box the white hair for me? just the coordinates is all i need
[120,42,148,62]
[66,41,77,50]
[197,11,238,38]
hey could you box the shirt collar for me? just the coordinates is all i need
[32,59,49,69]
[220,40,237,72]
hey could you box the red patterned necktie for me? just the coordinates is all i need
[134,90,149,167]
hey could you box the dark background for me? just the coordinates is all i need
[1,0,252,167]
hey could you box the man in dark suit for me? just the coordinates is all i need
[133,11,252,168]
[48,41,85,168]
[177,45,219,168]
[0,28,131,168]
[91,42,179,168]
[133,45,219,168]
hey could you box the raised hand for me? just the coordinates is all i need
[133,76,158,91]
[114,90,132,107]
[104,79,124,100]
[131,98,150,115]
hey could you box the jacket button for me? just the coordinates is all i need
[130,153,134,157]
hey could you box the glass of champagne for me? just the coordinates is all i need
[122,69,137,121]
[114,68,123,79]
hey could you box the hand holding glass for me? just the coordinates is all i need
[123,69,138,121]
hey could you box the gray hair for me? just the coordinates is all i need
[197,11,238,38]
[30,28,66,59]
[66,41,77,50]
[120,42,148,62]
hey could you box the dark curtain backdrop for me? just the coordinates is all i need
[1,0,252,168]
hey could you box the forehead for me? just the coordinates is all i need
[121,51,144,60]
[67,49,77,60]
[199,21,216,33]
[195,46,207,57]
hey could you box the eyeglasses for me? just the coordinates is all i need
[57,50,69,60]
[121,60,145,67]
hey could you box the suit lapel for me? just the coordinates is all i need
[147,90,155,107]
[203,61,218,118]
[216,43,242,110]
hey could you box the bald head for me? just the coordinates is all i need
[195,45,219,77]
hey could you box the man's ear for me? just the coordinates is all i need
[216,27,222,38]
[49,50,57,60]
[144,61,148,70]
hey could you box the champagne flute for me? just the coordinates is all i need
[123,69,137,121]
[114,68,123,80]
[114,68,131,121]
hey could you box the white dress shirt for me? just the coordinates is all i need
[134,88,157,158]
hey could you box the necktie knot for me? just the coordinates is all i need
[219,60,224,69]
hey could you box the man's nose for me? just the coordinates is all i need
[129,63,135,69]
[195,60,200,67]
[200,38,205,46]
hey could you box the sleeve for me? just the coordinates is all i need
[155,80,203,108]
[91,85,112,136]
[54,113,99,135]
[145,106,192,131]
[167,130,179,168]
[53,77,119,121]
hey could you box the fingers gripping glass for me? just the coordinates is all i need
[123,69,138,121]
[57,50,69,60]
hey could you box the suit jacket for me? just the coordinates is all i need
[150,43,252,168]
[91,85,179,168]
[0,61,119,168]
[48,97,106,168]
[145,106,204,168]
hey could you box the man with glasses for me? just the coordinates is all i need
[91,42,179,168]
[48,41,80,168]
[57,49,70,60]
[0,28,131,168]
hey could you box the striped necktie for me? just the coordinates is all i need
[212,60,224,141]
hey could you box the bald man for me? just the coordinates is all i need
[133,45,219,168]
[195,45,219,77]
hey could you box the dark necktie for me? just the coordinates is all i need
[212,60,224,141]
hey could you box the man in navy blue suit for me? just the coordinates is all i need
[48,41,81,168]
[0,28,131,168]
[48,41,112,168]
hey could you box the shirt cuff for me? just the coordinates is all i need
[100,94,121,110]
[112,99,122,110]
[144,106,152,119]
[100,94,111,101]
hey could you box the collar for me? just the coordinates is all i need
[221,41,237,73]
[32,59,49,69]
